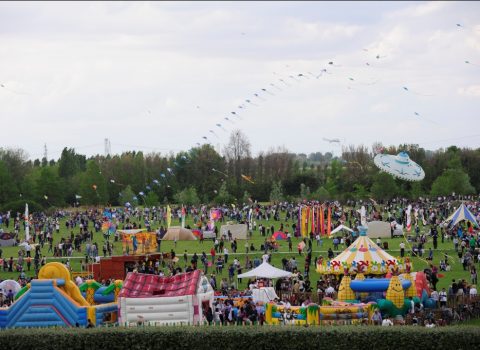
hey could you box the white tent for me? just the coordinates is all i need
[330,224,354,235]
[237,262,292,279]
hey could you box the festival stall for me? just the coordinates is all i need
[120,229,158,254]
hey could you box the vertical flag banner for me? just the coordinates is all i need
[327,206,332,237]
[25,203,30,242]
[166,205,172,229]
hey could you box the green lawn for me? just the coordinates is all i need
[0,209,474,292]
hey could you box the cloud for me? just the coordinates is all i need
[458,85,480,97]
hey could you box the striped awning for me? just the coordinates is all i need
[317,227,408,275]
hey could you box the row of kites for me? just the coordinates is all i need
[193,23,477,148]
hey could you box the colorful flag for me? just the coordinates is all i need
[166,205,172,228]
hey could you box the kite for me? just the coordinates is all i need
[224,117,234,123]
[261,88,275,96]
[44,195,49,200]
[166,167,174,175]
[328,61,341,67]
[376,54,387,59]
[153,179,160,185]
[316,69,328,78]
[413,112,438,125]
[270,83,282,91]
[146,186,151,191]
[289,75,300,82]
[373,152,425,181]
[279,78,291,87]
[254,93,266,101]
[465,60,480,67]
[75,194,82,199]
[160,173,166,178]
[212,168,228,177]
[456,23,463,28]
[231,111,242,120]
[216,123,227,131]
[202,136,209,142]
[209,129,219,138]
[241,174,255,184]
[323,138,340,143]
[245,99,258,106]
[0,83,29,95]
[402,86,434,96]
[139,192,145,196]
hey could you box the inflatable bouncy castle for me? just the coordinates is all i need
[0,263,118,328]
[118,270,214,326]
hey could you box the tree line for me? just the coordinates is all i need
[0,130,479,212]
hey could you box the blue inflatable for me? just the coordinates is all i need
[350,279,411,292]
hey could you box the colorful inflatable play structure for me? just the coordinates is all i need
[0,262,118,328]
[265,302,376,325]
[118,269,214,326]
[305,225,435,322]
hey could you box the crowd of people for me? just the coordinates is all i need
[0,195,479,325]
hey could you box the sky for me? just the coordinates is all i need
[0,1,479,160]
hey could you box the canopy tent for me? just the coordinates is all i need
[238,262,292,279]
[367,221,392,238]
[330,224,354,235]
[220,224,248,240]
[444,203,479,228]
[317,226,411,275]
[162,227,197,241]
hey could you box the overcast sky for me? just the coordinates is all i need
[0,1,479,160]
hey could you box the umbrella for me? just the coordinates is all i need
[373,152,425,181]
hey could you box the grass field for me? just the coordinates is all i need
[0,209,475,292]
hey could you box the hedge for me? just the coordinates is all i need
[0,326,480,350]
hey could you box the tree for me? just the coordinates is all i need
[119,185,136,206]
[269,181,284,203]
[370,172,399,200]
[79,160,108,205]
[58,147,86,179]
[173,187,200,205]
[300,183,311,200]
[431,169,475,196]
[35,166,65,206]
[312,186,330,201]
[0,160,18,204]
[213,182,234,205]
[223,130,251,190]
[144,191,159,206]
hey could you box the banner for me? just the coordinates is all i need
[166,205,172,229]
